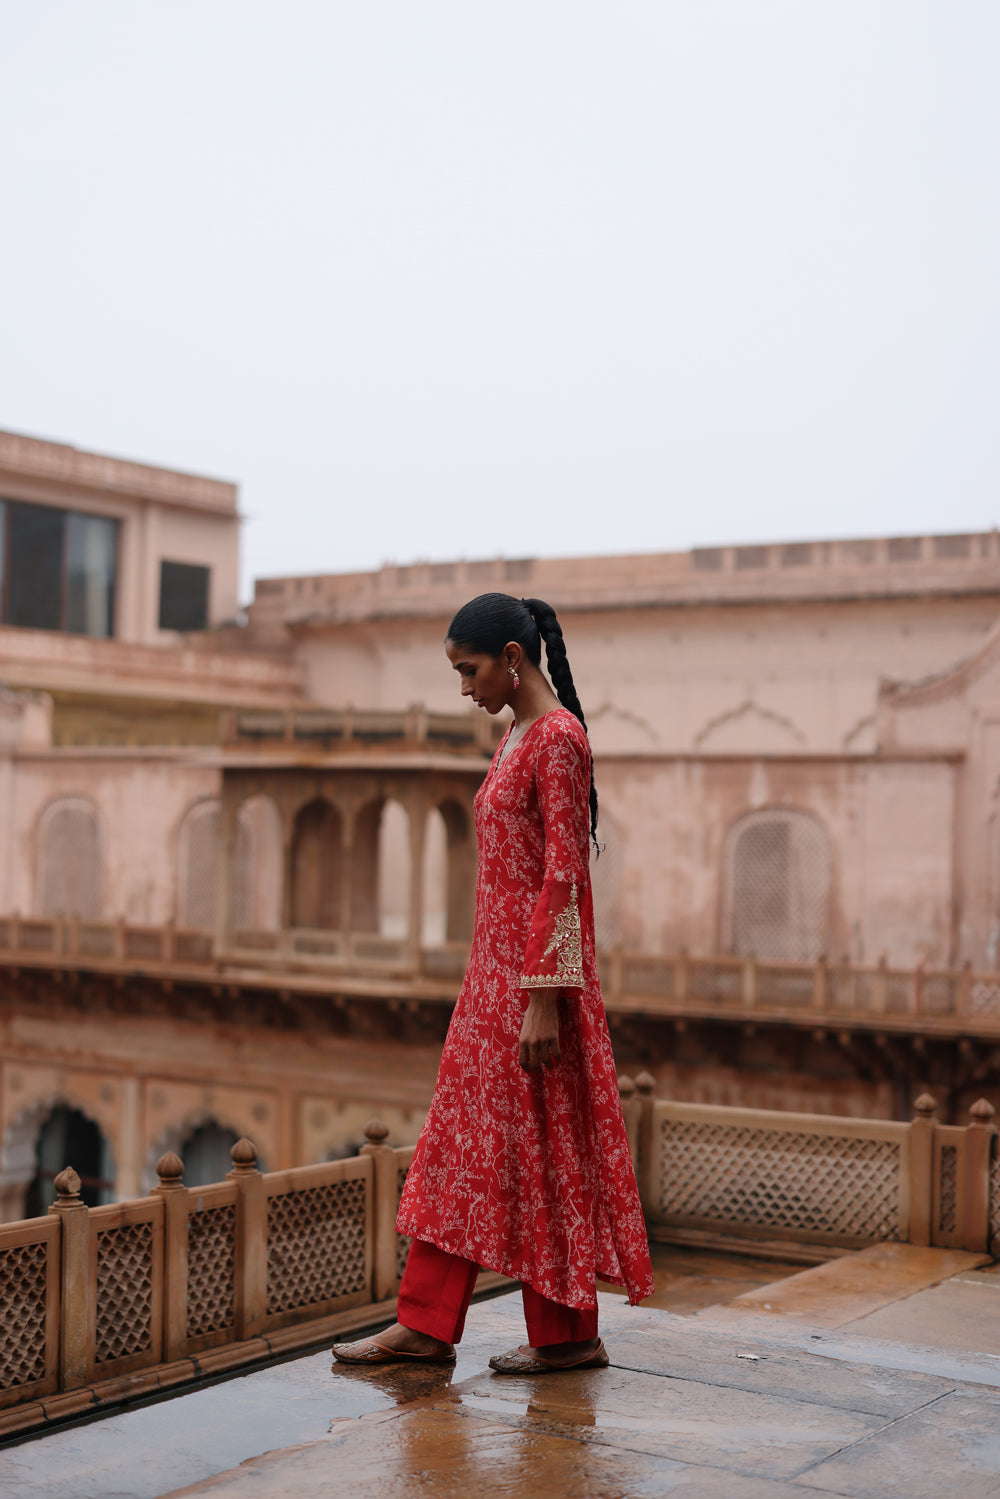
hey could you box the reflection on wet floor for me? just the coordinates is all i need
[0,1245,805,1499]
[600,1240,805,1313]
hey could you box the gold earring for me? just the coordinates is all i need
[508,665,520,690]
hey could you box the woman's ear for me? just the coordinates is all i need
[503,641,524,672]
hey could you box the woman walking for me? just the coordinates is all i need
[333,594,653,1373]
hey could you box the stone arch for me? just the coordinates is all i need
[143,1106,267,1192]
[233,793,282,931]
[722,807,833,962]
[37,796,101,918]
[376,797,411,939]
[422,798,474,944]
[291,797,343,929]
[178,798,266,931]
[14,1099,116,1218]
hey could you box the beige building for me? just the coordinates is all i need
[2,428,1000,1219]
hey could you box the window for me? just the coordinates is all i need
[39,798,101,919]
[723,809,832,962]
[0,499,117,637]
[159,560,210,631]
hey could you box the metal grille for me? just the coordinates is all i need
[971,982,1000,1018]
[95,1223,154,1364]
[939,1146,958,1235]
[726,811,831,962]
[396,1166,412,1282]
[0,1242,48,1390]
[658,1120,900,1240]
[267,1179,367,1315]
[187,1204,236,1338]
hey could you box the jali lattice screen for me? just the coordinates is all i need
[266,1179,367,1316]
[658,1119,901,1241]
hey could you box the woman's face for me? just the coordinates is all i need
[445,638,514,715]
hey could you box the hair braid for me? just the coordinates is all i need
[522,597,600,853]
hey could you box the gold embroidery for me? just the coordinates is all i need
[521,882,584,990]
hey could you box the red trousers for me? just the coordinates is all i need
[397,1238,599,1346]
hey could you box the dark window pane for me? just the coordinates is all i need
[8,502,64,629]
[66,513,118,637]
[0,499,6,619]
[159,559,210,631]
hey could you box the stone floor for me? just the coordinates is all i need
[4,1244,1000,1499]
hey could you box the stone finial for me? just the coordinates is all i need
[617,1075,636,1099]
[364,1118,390,1146]
[53,1166,82,1205]
[156,1151,184,1187]
[229,1137,258,1172]
[970,1098,996,1125]
[913,1093,937,1119]
[634,1071,656,1097]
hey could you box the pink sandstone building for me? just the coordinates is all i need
[1,428,999,1218]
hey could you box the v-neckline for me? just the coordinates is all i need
[489,707,564,778]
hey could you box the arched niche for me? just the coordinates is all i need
[180,1119,240,1189]
[375,798,411,938]
[291,798,343,930]
[38,797,101,919]
[422,798,474,944]
[233,794,282,931]
[722,807,833,962]
[23,1102,115,1217]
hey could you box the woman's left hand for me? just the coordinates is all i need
[519,990,562,1071]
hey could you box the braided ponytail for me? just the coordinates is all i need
[521,597,600,854]
[446,591,601,853]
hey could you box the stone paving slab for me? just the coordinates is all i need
[798,1389,1000,1498]
[455,1366,884,1480]
[702,1243,991,1329]
[838,1275,1000,1356]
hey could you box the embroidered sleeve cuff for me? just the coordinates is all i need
[520,880,584,990]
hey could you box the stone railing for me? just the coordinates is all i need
[3,916,1000,1034]
[223,705,499,754]
[0,1123,417,1441]
[620,1075,1000,1260]
[2,1091,998,1438]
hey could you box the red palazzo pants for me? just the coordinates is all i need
[398,1239,599,1346]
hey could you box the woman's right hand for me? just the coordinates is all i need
[518,990,562,1071]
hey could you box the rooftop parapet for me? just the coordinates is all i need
[0,428,238,516]
[249,531,1000,629]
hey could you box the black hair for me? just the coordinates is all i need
[446,592,599,851]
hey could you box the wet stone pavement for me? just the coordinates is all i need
[4,1246,1000,1498]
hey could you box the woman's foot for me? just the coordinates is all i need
[331,1321,456,1365]
[488,1337,608,1374]
[533,1336,602,1366]
[367,1322,455,1359]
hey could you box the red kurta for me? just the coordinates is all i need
[397,707,654,1309]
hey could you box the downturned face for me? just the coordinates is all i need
[445,638,514,715]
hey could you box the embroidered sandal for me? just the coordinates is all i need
[331,1337,456,1366]
[488,1339,609,1374]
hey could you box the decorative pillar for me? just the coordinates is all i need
[962,1099,996,1253]
[153,1151,188,1363]
[49,1166,89,1390]
[908,1093,937,1246]
[228,1137,266,1340]
[215,785,239,958]
[360,1118,399,1302]
[406,795,427,959]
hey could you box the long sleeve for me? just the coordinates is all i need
[520,730,591,991]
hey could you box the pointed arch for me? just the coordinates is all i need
[291,798,343,930]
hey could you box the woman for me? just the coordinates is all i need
[333,594,653,1373]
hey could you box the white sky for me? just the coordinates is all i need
[1,2,997,601]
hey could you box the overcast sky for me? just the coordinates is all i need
[1,2,997,600]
